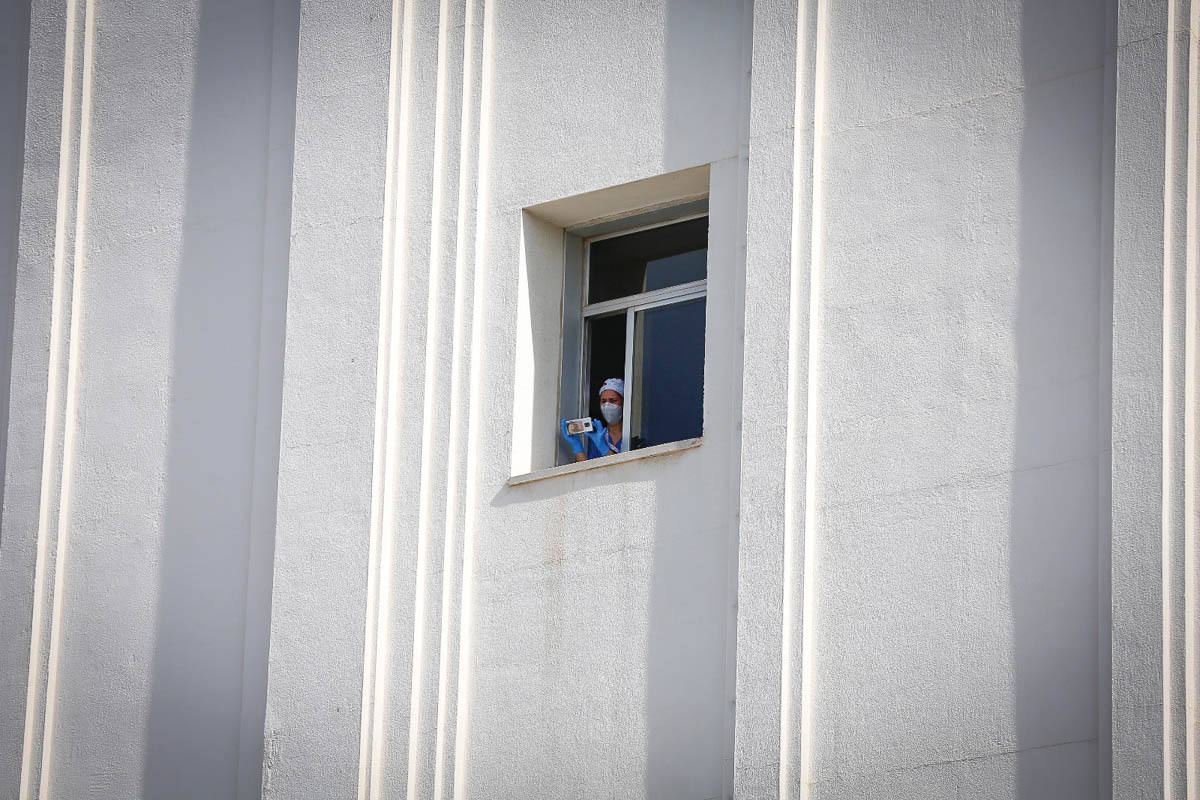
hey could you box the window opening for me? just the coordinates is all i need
[584,312,628,423]
[560,212,708,464]
[630,296,706,449]
[587,215,709,303]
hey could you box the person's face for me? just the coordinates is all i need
[600,389,622,408]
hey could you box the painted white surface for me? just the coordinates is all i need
[806,2,1106,796]
[2,0,1195,799]
[1110,2,1199,798]
[0,0,295,798]
[266,3,747,799]
[0,0,33,789]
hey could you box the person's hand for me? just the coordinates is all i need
[559,418,585,455]
[583,419,608,453]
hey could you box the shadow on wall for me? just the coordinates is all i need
[0,0,32,544]
[1011,0,1107,796]
[0,3,31,792]
[645,465,730,800]
[142,1,296,799]
[488,451,730,800]
[651,1,746,794]
[661,0,744,173]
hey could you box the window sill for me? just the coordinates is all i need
[507,437,703,487]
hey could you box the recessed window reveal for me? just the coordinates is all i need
[559,213,708,465]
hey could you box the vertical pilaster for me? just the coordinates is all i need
[264,0,493,797]
[1111,0,1200,796]
[0,0,93,797]
[734,1,827,799]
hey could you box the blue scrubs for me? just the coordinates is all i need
[586,426,622,459]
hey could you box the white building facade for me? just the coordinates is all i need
[0,0,1195,798]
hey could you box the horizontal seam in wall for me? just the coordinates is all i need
[820,452,1099,512]
[290,215,385,237]
[474,540,657,584]
[808,736,1099,787]
[832,368,1102,408]
[754,57,1120,144]
[1116,30,1171,51]
[830,65,1106,137]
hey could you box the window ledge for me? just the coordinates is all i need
[507,437,702,487]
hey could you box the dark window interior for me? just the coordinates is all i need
[584,313,626,421]
[588,216,708,304]
[564,213,708,465]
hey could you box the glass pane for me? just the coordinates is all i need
[588,216,708,304]
[643,248,707,292]
[630,298,705,449]
[584,312,626,423]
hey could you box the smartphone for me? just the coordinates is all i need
[565,417,594,436]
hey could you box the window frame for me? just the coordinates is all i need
[562,206,709,461]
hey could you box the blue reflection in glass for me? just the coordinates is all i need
[634,297,705,449]
[644,249,706,292]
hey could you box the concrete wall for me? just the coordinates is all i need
[265,2,748,799]
[261,0,1118,797]
[759,0,1107,795]
[2,1,1197,799]
[0,0,33,789]
[0,1,31,546]
[1110,2,1198,797]
[0,0,297,798]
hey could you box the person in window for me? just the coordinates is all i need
[560,377,624,461]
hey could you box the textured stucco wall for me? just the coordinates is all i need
[0,0,31,548]
[738,0,1114,797]
[0,0,297,798]
[262,0,1122,797]
[816,0,1106,792]
[266,2,748,799]
[0,0,33,789]
[2,0,1196,799]
[1109,1,1198,798]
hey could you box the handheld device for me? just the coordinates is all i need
[565,417,594,436]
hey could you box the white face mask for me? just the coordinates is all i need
[600,401,623,424]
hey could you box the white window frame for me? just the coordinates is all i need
[563,207,709,460]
